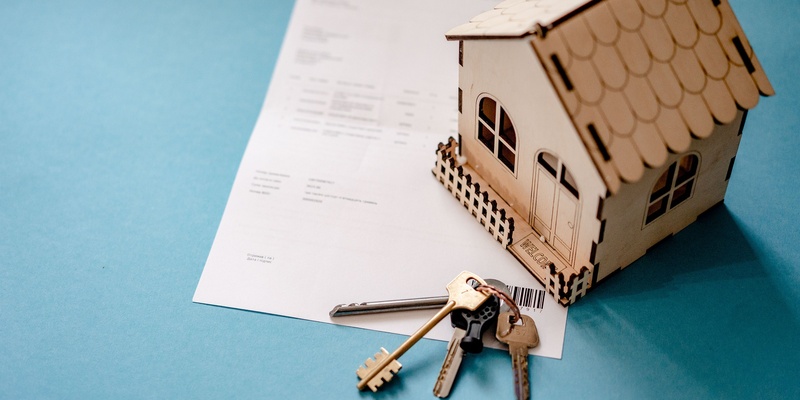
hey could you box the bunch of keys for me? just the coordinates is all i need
[330,271,540,399]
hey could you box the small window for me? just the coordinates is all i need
[560,166,579,199]
[650,164,675,202]
[536,152,579,200]
[645,154,700,225]
[538,152,558,176]
[675,155,698,186]
[477,96,517,173]
[479,97,496,126]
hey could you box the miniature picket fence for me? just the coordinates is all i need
[433,137,593,306]
[545,264,592,305]
[432,138,515,249]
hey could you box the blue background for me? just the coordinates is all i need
[1,1,797,398]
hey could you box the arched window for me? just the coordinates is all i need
[645,154,699,225]
[477,96,517,173]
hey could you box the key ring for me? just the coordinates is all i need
[475,283,521,325]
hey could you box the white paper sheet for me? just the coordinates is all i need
[194,0,568,359]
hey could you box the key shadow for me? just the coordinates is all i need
[563,204,800,398]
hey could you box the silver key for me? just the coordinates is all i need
[329,278,508,317]
[496,312,539,400]
[432,326,466,398]
[329,295,448,317]
[432,279,509,398]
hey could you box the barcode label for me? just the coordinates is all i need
[508,285,546,310]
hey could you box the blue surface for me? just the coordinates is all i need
[1,1,798,398]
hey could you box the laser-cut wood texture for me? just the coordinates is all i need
[440,0,772,304]
[448,0,773,193]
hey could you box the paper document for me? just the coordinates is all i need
[194,0,568,359]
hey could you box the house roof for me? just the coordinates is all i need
[445,0,589,39]
[450,0,774,194]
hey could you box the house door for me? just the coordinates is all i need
[531,152,580,264]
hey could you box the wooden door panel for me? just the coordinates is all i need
[533,168,555,237]
[553,188,578,262]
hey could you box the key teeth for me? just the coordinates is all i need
[512,354,530,400]
[356,348,402,392]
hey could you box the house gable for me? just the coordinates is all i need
[438,0,774,305]
[457,38,607,223]
[448,0,773,194]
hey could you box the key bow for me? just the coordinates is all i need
[356,271,490,392]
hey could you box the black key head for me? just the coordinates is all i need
[450,294,500,354]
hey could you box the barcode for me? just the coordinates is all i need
[508,285,546,310]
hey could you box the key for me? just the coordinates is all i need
[356,271,490,392]
[433,290,500,398]
[329,278,509,317]
[330,295,448,317]
[458,278,509,353]
[328,279,511,318]
[432,323,466,398]
[496,312,539,400]
[432,279,509,397]
[455,292,499,353]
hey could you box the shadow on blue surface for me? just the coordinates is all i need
[568,204,799,398]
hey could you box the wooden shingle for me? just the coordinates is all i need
[679,91,714,139]
[451,0,773,193]
[608,134,644,182]
[616,28,651,76]
[600,89,636,137]
[647,60,683,108]
[570,56,605,105]
[562,17,596,58]
[638,0,667,18]
[535,0,771,191]
[664,1,699,48]
[593,43,627,90]
[726,63,760,109]
[694,32,729,80]
[631,121,668,168]
[686,0,721,35]
[585,2,620,45]
[640,14,675,62]
[608,0,643,32]
[703,77,738,125]
[672,46,706,94]
[655,106,692,153]
[623,75,659,122]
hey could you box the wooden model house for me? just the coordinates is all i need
[432,0,772,305]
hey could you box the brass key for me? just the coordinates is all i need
[496,311,539,400]
[356,271,490,392]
